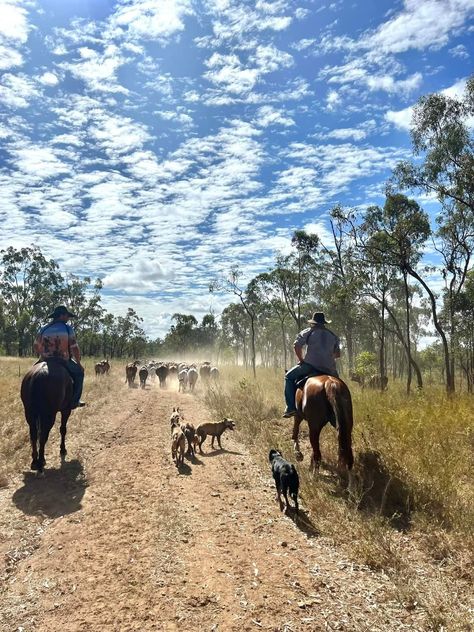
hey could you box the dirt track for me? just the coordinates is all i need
[0,379,425,631]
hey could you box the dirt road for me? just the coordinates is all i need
[1,380,424,631]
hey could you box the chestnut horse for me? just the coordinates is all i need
[21,360,74,474]
[292,375,354,471]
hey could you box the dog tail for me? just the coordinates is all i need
[325,378,354,470]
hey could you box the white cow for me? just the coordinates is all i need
[187,367,198,392]
[178,369,189,392]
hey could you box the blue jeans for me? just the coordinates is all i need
[284,362,315,412]
[67,359,84,406]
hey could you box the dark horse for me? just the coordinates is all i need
[292,375,354,471]
[21,360,73,474]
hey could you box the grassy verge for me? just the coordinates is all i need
[203,366,474,628]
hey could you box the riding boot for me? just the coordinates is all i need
[283,377,297,416]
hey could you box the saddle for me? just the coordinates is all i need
[295,371,325,389]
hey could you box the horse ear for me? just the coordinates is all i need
[223,417,228,422]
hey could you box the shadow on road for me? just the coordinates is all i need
[12,458,87,519]
[198,448,243,458]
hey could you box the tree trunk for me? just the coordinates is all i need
[379,294,385,391]
[403,271,412,395]
[250,316,257,378]
[406,264,453,394]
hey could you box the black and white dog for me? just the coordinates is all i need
[269,449,299,514]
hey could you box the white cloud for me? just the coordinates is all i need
[449,44,470,58]
[385,106,413,131]
[0,73,40,108]
[0,0,30,42]
[110,0,193,41]
[255,105,294,127]
[38,71,59,86]
[326,89,341,110]
[326,127,367,141]
[363,0,474,55]
[366,71,422,94]
[14,145,71,179]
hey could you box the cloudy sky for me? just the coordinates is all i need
[0,0,473,337]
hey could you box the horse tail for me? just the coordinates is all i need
[325,379,354,470]
[30,371,48,439]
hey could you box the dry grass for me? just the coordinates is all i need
[203,366,474,629]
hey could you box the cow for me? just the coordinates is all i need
[187,367,198,392]
[156,363,169,388]
[125,360,140,387]
[178,369,188,392]
[139,366,148,389]
[199,362,211,381]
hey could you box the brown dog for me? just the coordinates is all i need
[195,418,235,452]
[181,422,196,456]
[171,425,186,466]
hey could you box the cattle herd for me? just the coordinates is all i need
[122,360,220,390]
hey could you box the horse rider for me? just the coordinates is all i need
[283,312,340,418]
[33,305,86,409]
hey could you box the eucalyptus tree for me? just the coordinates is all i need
[248,271,292,369]
[220,302,250,366]
[362,194,431,392]
[210,268,257,377]
[391,76,474,393]
[0,246,64,355]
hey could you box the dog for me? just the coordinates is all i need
[169,407,184,432]
[171,425,186,466]
[269,449,299,514]
[181,422,196,456]
[195,418,235,452]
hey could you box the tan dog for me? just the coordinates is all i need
[195,418,235,452]
[171,425,186,466]
[169,407,184,432]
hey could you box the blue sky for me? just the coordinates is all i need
[0,0,473,337]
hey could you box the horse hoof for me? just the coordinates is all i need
[31,460,39,471]
[295,450,304,462]
[36,470,45,478]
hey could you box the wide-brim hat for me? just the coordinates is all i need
[308,311,331,325]
[48,305,78,319]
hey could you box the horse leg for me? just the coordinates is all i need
[292,415,304,461]
[27,412,40,470]
[308,423,323,472]
[37,414,55,472]
[60,410,71,459]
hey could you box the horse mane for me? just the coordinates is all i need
[325,379,354,470]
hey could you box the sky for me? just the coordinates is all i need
[0,0,473,338]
